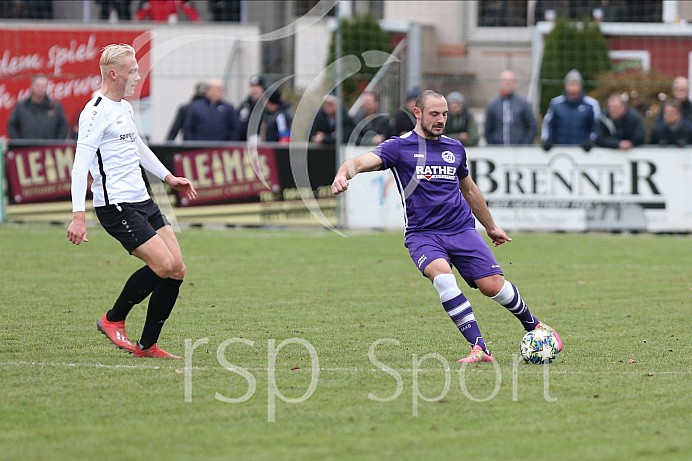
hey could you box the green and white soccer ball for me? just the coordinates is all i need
[520,329,559,364]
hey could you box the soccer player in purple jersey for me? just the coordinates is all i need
[332,90,562,362]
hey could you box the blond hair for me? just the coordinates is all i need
[99,44,135,77]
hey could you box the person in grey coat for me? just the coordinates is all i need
[7,74,68,140]
[484,70,537,145]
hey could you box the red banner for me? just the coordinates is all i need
[173,146,281,206]
[0,28,151,139]
[5,144,77,203]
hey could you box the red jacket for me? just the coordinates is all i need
[135,0,199,22]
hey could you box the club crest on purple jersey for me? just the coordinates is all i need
[441,150,455,163]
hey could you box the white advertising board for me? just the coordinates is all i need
[342,145,692,233]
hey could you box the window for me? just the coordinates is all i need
[534,1,662,24]
[478,1,528,27]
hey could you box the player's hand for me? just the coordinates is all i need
[67,213,88,245]
[331,175,349,195]
[486,226,512,247]
[166,175,197,201]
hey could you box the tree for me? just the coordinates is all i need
[539,17,611,115]
[326,15,391,105]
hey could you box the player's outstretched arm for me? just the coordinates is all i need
[459,174,511,247]
[331,152,383,195]
[165,175,198,202]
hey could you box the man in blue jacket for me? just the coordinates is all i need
[183,79,240,141]
[541,69,601,151]
[595,95,646,149]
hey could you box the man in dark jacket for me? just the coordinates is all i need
[237,75,266,141]
[649,100,692,147]
[309,92,354,145]
[183,79,240,141]
[352,91,390,146]
[166,81,206,141]
[391,86,420,136]
[595,95,646,149]
[444,91,479,146]
[656,77,692,124]
[484,70,537,145]
[541,69,601,150]
[7,74,68,140]
[262,89,292,143]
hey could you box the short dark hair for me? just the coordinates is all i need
[415,90,444,111]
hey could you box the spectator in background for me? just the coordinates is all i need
[96,0,132,20]
[183,78,240,141]
[352,91,390,146]
[237,75,266,141]
[484,70,537,145]
[135,0,198,22]
[657,76,692,123]
[262,89,292,143]
[1,0,53,19]
[309,92,354,145]
[595,95,646,149]
[443,91,479,146]
[649,100,692,147]
[166,81,206,141]
[7,74,68,140]
[392,86,420,136]
[541,69,600,151]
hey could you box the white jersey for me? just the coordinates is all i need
[71,93,170,211]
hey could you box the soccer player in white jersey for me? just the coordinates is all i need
[67,44,197,358]
[332,90,561,363]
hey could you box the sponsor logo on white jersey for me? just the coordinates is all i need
[415,165,457,181]
[441,150,455,163]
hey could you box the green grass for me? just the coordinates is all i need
[1,224,691,460]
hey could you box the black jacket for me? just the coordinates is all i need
[649,118,692,146]
[7,95,68,140]
[595,107,646,148]
[309,106,354,144]
[166,94,205,141]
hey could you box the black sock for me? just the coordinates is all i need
[139,278,183,349]
[107,266,164,322]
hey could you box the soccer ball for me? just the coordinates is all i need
[520,329,559,364]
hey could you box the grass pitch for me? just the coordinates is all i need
[1,224,691,460]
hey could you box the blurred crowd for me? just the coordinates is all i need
[8,68,692,150]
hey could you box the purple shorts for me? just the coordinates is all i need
[405,229,503,288]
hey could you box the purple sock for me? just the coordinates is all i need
[442,293,488,353]
[492,281,538,332]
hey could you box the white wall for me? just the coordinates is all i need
[293,16,331,91]
[147,23,261,142]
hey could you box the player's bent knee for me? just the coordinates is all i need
[475,274,505,297]
[170,261,186,280]
[150,254,175,278]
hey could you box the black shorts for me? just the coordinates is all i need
[95,199,170,254]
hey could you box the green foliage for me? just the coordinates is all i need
[590,69,672,133]
[540,17,611,115]
[326,14,391,105]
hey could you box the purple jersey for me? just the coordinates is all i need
[374,131,475,235]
